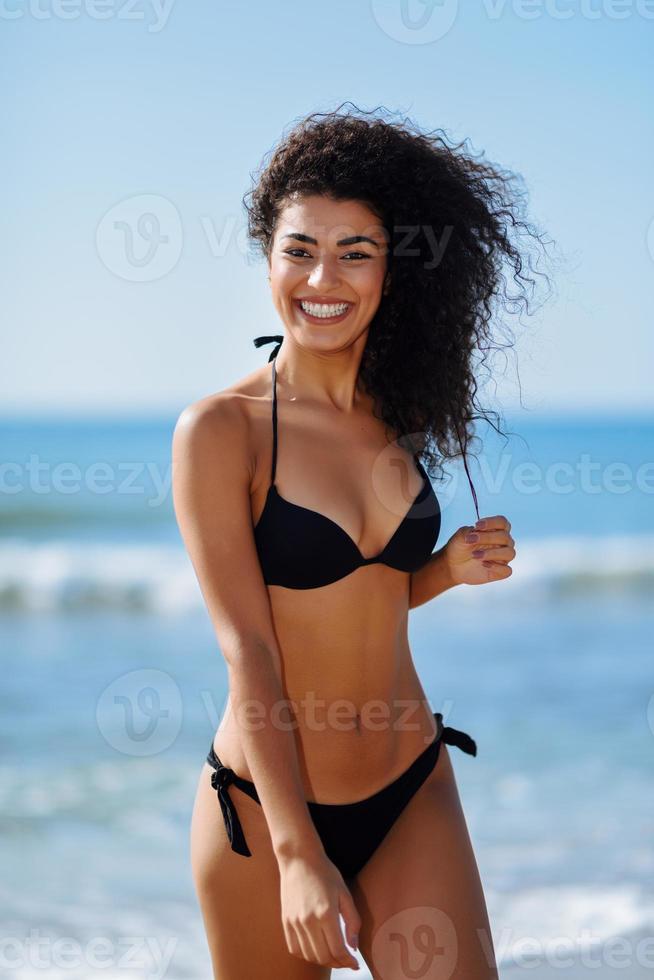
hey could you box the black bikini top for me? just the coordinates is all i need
[252,335,441,590]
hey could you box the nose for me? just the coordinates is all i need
[307,256,341,291]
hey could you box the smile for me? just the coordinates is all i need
[293,299,353,322]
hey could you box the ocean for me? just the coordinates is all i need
[1,413,652,978]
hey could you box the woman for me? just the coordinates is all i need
[173,105,546,978]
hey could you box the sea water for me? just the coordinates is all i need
[1,413,652,978]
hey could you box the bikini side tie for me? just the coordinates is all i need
[207,748,258,857]
[434,711,478,756]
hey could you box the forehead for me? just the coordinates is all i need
[275,194,387,241]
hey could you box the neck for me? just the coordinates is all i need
[274,331,370,413]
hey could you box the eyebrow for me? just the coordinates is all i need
[281,232,382,248]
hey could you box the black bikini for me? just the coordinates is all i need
[253,354,442,590]
[207,711,476,880]
[205,334,477,880]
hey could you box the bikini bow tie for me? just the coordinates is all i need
[209,762,251,857]
[253,334,284,362]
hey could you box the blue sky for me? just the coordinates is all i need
[3,0,653,416]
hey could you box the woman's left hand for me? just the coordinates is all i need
[443,515,515,586]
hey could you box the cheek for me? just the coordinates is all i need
[355,267,385,300]
[270,262,299,294]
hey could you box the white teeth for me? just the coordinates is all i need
[299,301,350,318]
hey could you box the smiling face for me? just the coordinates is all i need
[267,194,389,353]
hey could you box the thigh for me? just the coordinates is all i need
[190,761,331,980]
[350,744,498,980]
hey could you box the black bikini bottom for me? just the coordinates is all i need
[205,711,477,881]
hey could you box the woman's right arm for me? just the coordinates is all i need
[171,393,360,970]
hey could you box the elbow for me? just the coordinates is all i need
[221,631,280,673]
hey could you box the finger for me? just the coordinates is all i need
[295,922,319,965]
[306,921,337,968]
[307,919,342,968]
[473,546,515,560]
[285,923,305,962]
[323,918,359,970]
[468,530,514,547]
[482,560,513,577]
[476,515,511,532]
[338,889,362,951]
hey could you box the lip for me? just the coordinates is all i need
[294,296,354,304]
[292,298,354,324]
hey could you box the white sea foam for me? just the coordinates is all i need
[2,884,652,979]
[492,883,654,970]
[0,534,652,613]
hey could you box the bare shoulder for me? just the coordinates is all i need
[170,363,278,659]
[172,364,272,478]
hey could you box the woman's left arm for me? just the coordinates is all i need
[409,515,515,609]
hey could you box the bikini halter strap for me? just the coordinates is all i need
[253,335,283,486]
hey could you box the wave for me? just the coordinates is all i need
[0,535,652,613]
[0,504,171,530]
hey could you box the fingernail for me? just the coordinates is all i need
[475,519,486,528]
[472,549,485,558]
[465,533,479,543]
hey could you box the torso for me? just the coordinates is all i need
[213,359,441,804]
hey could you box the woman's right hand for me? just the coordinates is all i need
[279,850,361,970]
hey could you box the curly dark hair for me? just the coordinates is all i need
[243,102,553,519]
